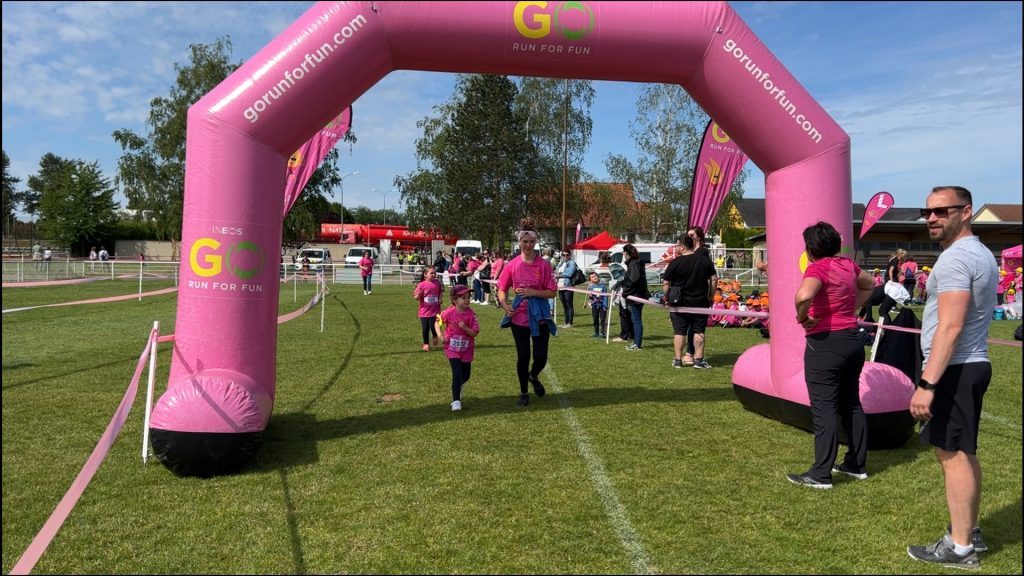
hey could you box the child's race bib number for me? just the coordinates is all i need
[448,335,469,352]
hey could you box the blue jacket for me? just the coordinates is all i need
[499,294,559,337]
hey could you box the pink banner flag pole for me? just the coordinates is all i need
[282,106,353,217]
[688,120,749,232]
[860,191,894,238]
[575,221,582,245]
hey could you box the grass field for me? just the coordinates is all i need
[2,280,1021,574]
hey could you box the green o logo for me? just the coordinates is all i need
[226,241,264,280]
[554,2,594,41]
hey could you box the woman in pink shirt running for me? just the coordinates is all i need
[497,218,558,407]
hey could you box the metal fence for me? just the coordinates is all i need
[3,258,769,292]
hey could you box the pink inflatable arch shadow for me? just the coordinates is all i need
[149,1,913,476]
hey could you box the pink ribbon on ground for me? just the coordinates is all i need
[9,285,327,574]
[9,327,157,575]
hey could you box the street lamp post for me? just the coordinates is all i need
[372,187,393,226]
[339,170,359,242]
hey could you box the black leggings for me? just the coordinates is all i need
[448,358,472,401]
[420,317,438,345]
[511,323,550,394]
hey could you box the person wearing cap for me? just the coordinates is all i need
[497,218,559,407]
[916,266,930,304]
[436,284,480,412]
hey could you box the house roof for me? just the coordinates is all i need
[974,203,1023,222]
[736,198,1023,228]
[733,197,766,228]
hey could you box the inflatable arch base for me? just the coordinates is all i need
[732,344,916,450]
[150,369,271,477]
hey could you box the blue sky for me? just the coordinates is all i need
[3,1,1021,218]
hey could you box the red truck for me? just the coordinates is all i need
[319,223,457,247]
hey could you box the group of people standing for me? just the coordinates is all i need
[788,186,996,570]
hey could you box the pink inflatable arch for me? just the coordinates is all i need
[150,1,913,476]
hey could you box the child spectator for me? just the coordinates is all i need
[436,285,480,412]
[722,294,742,328]
[585,271,609,338]
[414,267,444,351]
[709,293,726,325]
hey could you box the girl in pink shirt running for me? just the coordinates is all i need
[414,267,444,351]
[437,284,480,411]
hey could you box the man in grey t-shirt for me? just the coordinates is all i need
[907,186,997,570]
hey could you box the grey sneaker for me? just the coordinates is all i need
[693,359,712,369]
[908,534,980,570]
[832,462,868,480]
[947,525,988,553]
[672,359,683,368]
[786,473,832,490]
[625,343,642,351]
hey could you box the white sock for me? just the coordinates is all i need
[946,535,973,555]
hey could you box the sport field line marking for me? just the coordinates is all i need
[544,367,656,575]
[982,411,1022,433]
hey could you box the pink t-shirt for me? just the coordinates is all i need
[414,279,443,318]
[440,305,479,362]
[491,257,504,281]
[497,254,557,327]
[803,256,862,335]
[466,258,481,274]
[358,257,374,278]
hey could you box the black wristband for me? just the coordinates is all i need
[917,378,937,391]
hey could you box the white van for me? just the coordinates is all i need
[344,246,379,267]
[294,248,332,272]
[455,239,483,258]
[588,242,676,285]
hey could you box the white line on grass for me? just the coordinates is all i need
[982,411,1022,433]
[543,366,655,575]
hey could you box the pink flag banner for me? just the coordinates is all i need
[688,120,749,232]
[860,191,894,238]
[282,107,353,217]
[575,222,582,245]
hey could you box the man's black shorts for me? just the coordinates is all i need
[671,311,707,335]
[920,362,991,455]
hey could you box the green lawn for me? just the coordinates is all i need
[3,282,1021,574]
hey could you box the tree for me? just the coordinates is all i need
[2,150,20,238]
[115,37,357,251]
[113,38,240,255]
[604,84,707,241]
[515,78,595,246]
[35,158,117,254]
[397,74,544,248]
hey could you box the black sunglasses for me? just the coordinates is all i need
[920,205,967,218]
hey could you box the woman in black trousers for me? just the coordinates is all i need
[789,222,875,489]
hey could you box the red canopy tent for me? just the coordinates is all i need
[568,230,618,250]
